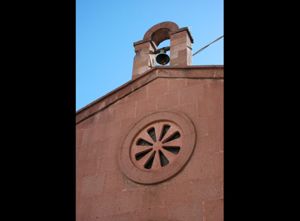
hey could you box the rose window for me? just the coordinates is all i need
[119,111,196,184]
[131,122,182,171]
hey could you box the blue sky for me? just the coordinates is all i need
[76,0,224,111]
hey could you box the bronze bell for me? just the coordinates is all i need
[155,52,170,65]
[154,46,170,65]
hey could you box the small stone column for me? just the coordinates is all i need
[170,28,193,66]
[132,40,156,79]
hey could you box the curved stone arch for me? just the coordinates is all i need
[143,21,179,46]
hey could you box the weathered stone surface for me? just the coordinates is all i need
[76,66,223,221]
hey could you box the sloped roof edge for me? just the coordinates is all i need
[76,65,224,124]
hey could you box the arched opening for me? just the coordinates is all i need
[150,28,170,47]
[158,39,170,48]
[143,21,179,43]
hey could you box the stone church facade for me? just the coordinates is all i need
[76,22,224,221]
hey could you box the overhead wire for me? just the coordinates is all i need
[192,35,224,56]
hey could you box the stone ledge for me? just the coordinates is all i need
[76,65,224,124]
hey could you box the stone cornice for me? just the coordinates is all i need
[76,65,224,124]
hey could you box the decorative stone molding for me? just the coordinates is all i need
[118,111,196,184]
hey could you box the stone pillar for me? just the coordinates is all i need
[132,40,156,79]
[170,28,193,66]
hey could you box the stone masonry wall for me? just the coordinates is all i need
[76,70,223,221]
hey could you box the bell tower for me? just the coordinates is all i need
[132,21,194,79]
